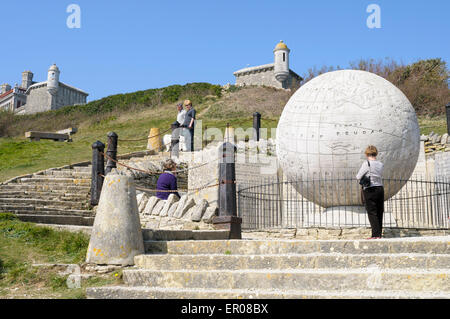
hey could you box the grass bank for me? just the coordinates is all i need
[0,213,119,299]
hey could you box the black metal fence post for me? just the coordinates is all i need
[170,123,180,158]
[446,103,450,135]
[90,141,105,206]
[213,142,242,239]
[105,132,118,175]
[253,112,261,141]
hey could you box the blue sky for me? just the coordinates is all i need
[1,0,448,101]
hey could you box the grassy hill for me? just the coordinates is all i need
[0,58,448,182]
[0,84,289,181]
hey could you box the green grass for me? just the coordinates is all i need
[0,114,446,182]
[0,213,119,299]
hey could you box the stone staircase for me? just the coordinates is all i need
[0,165,94,226]
[87,237,450,299]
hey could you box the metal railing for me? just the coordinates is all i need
[237,175,450,230]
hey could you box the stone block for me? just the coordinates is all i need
[136,193,145,206]
[142,196,160,215]
[159,194,179,217]
[167,202,179,217]
[174,196,195,219]
[183,205,197,221]
[190,199,209,222]
[138,193,150,213]
[202,206,218,223]
[152,200,166,216]
[441,133,449,145]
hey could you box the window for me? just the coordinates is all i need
[283,53,285,62]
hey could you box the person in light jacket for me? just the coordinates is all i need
[356,145,384,239]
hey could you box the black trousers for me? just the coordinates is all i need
[363,186,384,237]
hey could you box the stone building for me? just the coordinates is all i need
[233,41,302,90]
[0,64,88,114]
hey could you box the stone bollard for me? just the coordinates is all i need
[253,112,261,141]
[105,132,118,175]
[90,141,105,206]
[224,124,235,143]
[213,142,242,239]
[446,103,450,136]
[147,128,162,151]
[86,173,144,265]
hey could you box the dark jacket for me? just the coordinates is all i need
[156,172,180,200]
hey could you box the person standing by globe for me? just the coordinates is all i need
[356,145,385,239]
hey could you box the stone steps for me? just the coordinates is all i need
[0,192,88,201]
[0,184,90,192]
[19,177,91,185]
[87,286,450,299]
[134,253,450,270]
[16,214,94,226]
[0,205,93,216]
[40,169,91,178]
[87,237,450,299]
[0,197,88,209]
[0,166,93,226]
[143,239,450,255]
[121,268,450,291]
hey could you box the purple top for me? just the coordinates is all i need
[156,172,180,200]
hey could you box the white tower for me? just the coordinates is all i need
[273,40,290,84]
[47,64,60,95]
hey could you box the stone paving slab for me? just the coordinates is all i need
[144,238,450,255]
[122,268,450,291]
[134,253,450,270]
[86,286,450,299]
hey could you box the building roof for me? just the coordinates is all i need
[274,40,289,51]
[233,63,302,80]
[0,89,13,100]
[25,81,88,96]
[0,87,26,101]
[233,63,275,76]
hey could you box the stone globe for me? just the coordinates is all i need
[276,70,420,208]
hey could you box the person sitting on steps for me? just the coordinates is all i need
[156,159,180,200]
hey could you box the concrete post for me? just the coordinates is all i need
[147,128,162,151]
[86,173,144,265]
[170,124,180,158]
[253,112,261,141]
[446,103,450,135]
[213,142,242,239]
[90,141,105,206]
[224,123,235,143]
[105,132,118,175]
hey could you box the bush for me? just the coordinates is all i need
[301,58,449,116]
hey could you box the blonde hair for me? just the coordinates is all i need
[365,145,378,157]
[162,159,176,171]
[183,99,192,107]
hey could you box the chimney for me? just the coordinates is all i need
[1,83,11,94]
[21,70,34,89]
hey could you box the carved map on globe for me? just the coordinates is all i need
[276,70,420,207]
